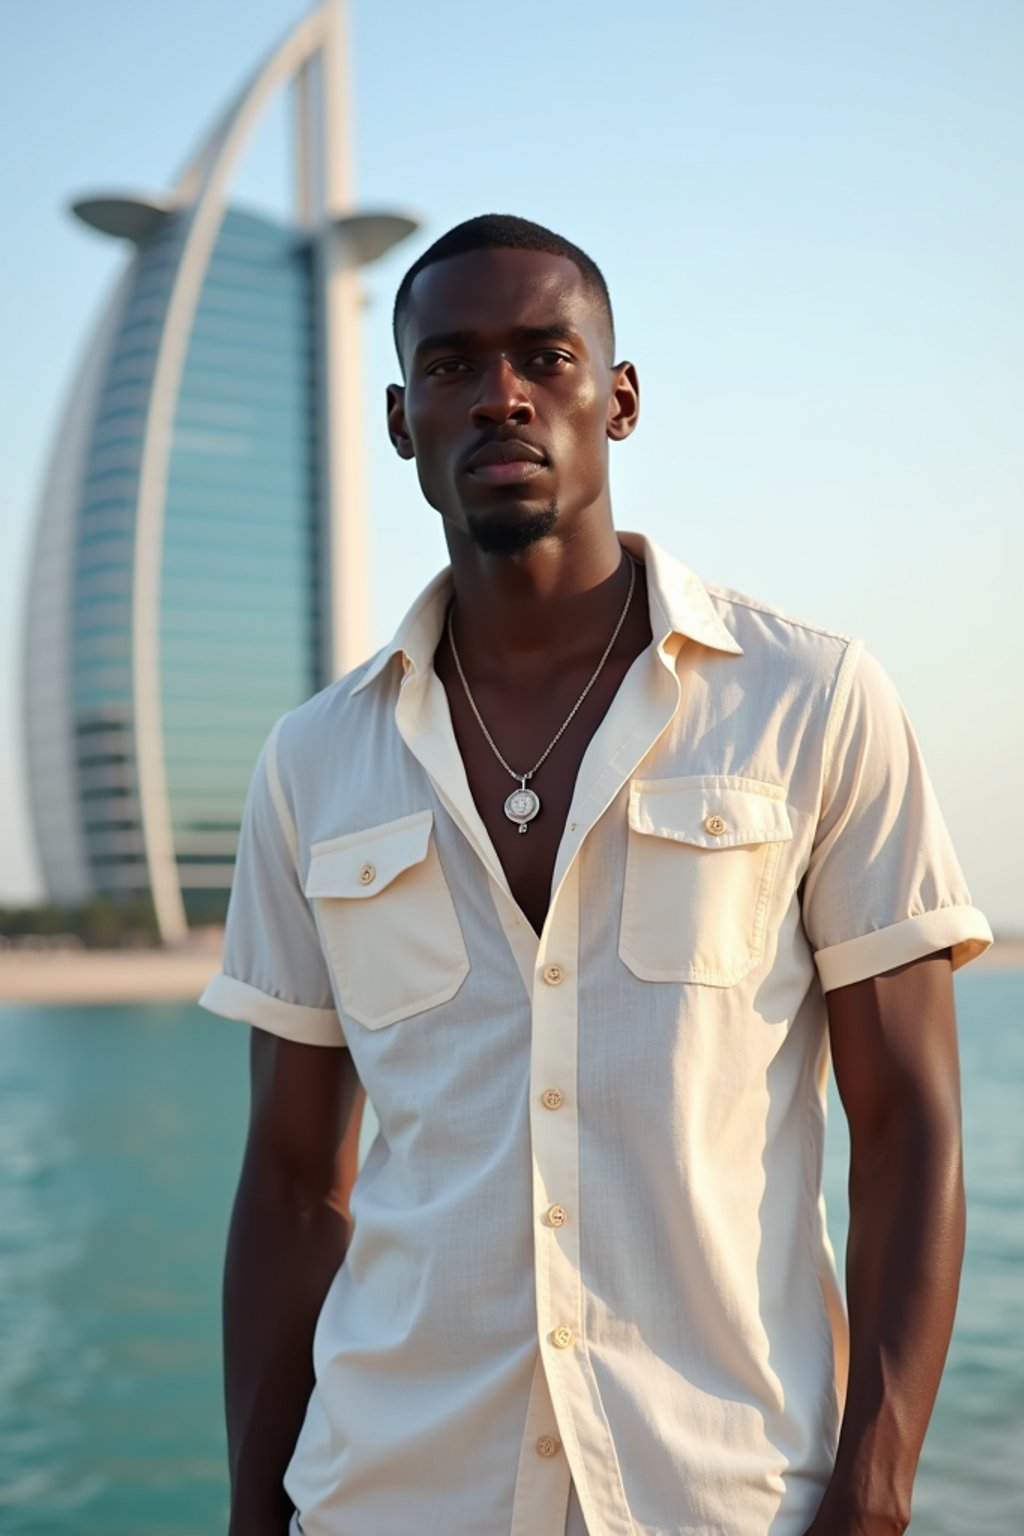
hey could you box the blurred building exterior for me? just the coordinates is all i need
[20,1,416,942]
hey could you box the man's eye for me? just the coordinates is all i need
[530,350,571,368]
[426,358,470,375]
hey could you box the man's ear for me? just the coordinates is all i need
[386,383,415,460]
[606,361,640,443]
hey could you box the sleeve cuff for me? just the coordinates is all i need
[814,905,994,993]
[198,973,346,1047]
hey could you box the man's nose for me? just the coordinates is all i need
[469,356,535,427]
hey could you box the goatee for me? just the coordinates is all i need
[466,500,558,556]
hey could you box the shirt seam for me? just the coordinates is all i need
[814,900,979,950]
[705,585,855,643]
[218,970,337,1019]
[264,713,300,869]
[818,637,863,812]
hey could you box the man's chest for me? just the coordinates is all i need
[299,735,819,1211]
[436,643,646,936]
[297,647,822,1082]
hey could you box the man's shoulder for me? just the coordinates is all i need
[703,578,857,685]
[704,579,851,646]
[636,532,858,683]
[269,647,396,762]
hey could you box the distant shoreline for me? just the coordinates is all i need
[969,938,1024,971]
[0,935,1020,1006]
[0,948,221,1005]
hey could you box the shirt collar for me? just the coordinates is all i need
[351,529,741,697]
[618,530,743,657]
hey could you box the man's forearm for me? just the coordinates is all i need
[808,1109,965,1535]
[224,1148,351,1536]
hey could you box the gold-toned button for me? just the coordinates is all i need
[541,1088,565,1111]
[358,863,376,885]
[704,814,727,837]
[546,1204,568,1228]
[536,1434,562,1458]
[550,1325,574,1349]
[543,964,564,986]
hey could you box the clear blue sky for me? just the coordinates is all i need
[1,1,1020,926]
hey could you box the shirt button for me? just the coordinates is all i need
[546,1204,568,1228]
[550,1325,574,1350]
[358,863,376,885]
[704,814,727,836]
[536,1434,562,1458]
[541,1088,565,1111]
[542,964,564,986]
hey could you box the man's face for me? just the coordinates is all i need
[387,248,637,555]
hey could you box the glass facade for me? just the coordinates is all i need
[161,210,320,924]
[70,214,186,896]
[66,207,321,924]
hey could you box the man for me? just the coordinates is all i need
[200,214,992,1536]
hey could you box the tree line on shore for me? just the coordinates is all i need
[0,897,160,949]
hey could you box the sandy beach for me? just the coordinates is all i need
[973,937,1024,971]
[0,934,1020,1006]
[0,947,221,1005]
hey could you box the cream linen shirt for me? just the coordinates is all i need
[200,532,991,1536]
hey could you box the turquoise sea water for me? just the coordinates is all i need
[1,973,1021,1534]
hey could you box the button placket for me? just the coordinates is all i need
[508,1357,571,1536]
[528,858,594,1530]
[486,873,540,1000]
[529,853,635,1536]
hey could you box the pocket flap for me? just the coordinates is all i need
[304,810,434,899]
[628,776,792,848]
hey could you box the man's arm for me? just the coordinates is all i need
[806,949,964,1536]
[224,1029,364,1536]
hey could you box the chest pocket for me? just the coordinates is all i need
[620,776,793,986]
[304,809,469,1029]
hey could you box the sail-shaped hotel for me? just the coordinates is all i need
[21,2,416,943]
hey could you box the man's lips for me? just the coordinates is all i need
[463,440,549,483]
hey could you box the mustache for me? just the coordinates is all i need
[461,431,550,471]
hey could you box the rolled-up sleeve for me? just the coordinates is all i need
[198,715,345,1046]
[803,642,992,993]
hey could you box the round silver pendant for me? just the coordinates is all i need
[504,785,540,830]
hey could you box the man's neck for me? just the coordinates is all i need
[445,515,629,681]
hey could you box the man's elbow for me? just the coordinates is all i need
[237,1129,350,1239]
[849,1078,963,1203]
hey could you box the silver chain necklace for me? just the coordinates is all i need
[446,554,637,833]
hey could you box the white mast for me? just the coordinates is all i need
[314,0,370,681]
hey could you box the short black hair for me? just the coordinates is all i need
[392,213,614,369]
